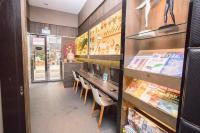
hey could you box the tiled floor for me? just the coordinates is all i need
[30,82,116,133]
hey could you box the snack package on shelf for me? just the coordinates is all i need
[123,108,167,133]
[160,52,184,77]
[125,79,179,117]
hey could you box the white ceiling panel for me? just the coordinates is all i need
[28,0,87,14]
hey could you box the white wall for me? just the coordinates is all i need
[78,0,104,26]
[29,6,78,28]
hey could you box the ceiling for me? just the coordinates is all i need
[28,0,87,14]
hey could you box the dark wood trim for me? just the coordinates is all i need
[78,0,106,28]
[89,55,120,61]
[75,55,88,58]
[117,0,126,132]
[0,0,26,132]
[29,21,78,37]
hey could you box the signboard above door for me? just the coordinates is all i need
[41,27,51,35]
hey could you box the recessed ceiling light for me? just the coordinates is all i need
[43,3,48,6]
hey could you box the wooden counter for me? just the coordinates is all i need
[76,70,119,101]
[63,62,82,88]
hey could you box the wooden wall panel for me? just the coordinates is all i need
[29,21,78,37]
[0,0,27,132]
[78,0,122,35]
[20,0,31,133]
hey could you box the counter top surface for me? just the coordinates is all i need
[76,70,119,101]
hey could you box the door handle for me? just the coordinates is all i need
[20,86,24,96]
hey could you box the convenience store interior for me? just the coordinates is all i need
[1,0,200,133]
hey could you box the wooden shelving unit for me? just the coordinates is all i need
[123,92,177,131]
[124,68,181,90]
[121,0,190,132]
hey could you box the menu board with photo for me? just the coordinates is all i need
[89,10,122,55]
[75,32,88,55]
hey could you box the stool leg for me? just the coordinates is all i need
[80,88,84,98]
[92,100,96,114]
[73,81,76,90]
[84,89,89,104]
[98,106,105,128]
[75,81,79,93]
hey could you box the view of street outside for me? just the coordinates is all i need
[32,36,61,81]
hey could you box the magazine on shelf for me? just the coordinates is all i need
[142,53,170,73]
[161,52,184,77]
[157,99,178,117]
[125,79,179,117]
[127,55,152,70]
[124,108,167,133]
[127,51,184,77]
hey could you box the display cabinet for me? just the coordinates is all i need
[121,0,190,132]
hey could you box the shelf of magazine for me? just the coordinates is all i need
[124,48,184,89]
[123,108,168,133]
[126,23,187,40]
[123,92,177,131]
[124,68,181,90]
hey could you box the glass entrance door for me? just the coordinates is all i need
[47,36,62,80]
[31,35,46,81]
[31,35,62,82]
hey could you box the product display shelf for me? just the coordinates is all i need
[124,48,183,89]
[123,92,177,131]
[126,23,187,40]
[121,0,189,132]
[124,68,181,90]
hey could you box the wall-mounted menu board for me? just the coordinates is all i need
[89,10,122,55]
[75,32,88,55]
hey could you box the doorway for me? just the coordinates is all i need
[30,35,62,82]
